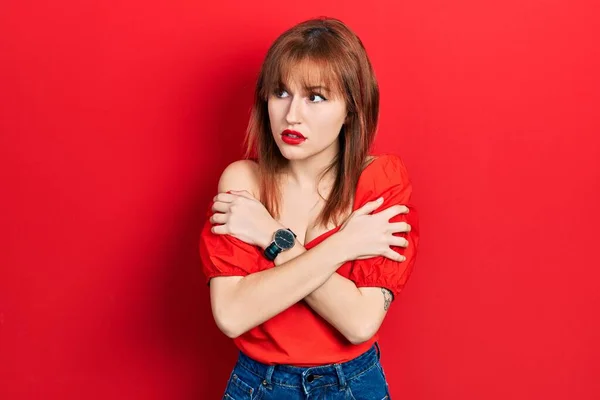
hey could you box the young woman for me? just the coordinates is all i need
[199,17,420,400]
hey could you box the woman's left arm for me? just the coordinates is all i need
[264,196,417,346]
[273,246,401,345]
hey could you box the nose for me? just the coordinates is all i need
[285,95,302,125]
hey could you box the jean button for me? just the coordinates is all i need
[307,374,315,383]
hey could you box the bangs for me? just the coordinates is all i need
[261,54,345,100]
[247,18,380,228]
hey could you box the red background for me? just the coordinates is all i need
[1,1,599,399]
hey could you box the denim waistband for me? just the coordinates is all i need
[235,343,381,390]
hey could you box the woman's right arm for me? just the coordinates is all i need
[209,234,347,338]
[206,160,350,338]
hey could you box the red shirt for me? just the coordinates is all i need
[198,154,420,366]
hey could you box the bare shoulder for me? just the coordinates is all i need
[217,159,260,197]
[364,154,406,172]
[362,154,380,171]
[364,155,377,167]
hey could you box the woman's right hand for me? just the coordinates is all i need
[336,197,411,262]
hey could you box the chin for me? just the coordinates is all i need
[277,146,312,160]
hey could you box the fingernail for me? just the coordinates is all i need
[378,197,384,202]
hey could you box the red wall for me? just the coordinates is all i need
[1,1,599,399]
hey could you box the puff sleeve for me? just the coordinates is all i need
[198,201,272,284]
[348,155,421,299]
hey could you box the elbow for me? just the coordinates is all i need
[213,305,245,339]
[347,332,374,345]
[346,323,378,345]
[216,318,241,339]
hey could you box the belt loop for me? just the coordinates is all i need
[264,365,275,386]
[334,364,347,390]
[375,341,381,360]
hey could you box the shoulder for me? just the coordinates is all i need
[362,153,411,187]
[353,153,413,206]
[217,159,261,198]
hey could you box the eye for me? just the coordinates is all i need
[274,88,289,98]
[309,93,327,103]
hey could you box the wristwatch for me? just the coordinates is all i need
[264,228,297,261]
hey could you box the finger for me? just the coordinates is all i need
[229,190,255,200]
[383,249,407,262]
[388,236,409,248]
[213,192,237,203]
[209,213,228,225]
[211,201,230,213]
[378,204,409,220]
[355,197,384,216]
[211,224,229,235]
[388,222,411,234]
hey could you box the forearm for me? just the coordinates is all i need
[213,234,347,338]
[304,273,385,344]
[274,243,383,344]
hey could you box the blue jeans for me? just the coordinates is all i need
[222,343,391,399]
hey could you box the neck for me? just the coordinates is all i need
[285,141,340,191]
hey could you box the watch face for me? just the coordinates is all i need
[274,229,295,250]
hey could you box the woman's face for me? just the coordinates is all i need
[267,70,347,162]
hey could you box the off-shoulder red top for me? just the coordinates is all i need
[198,154,420,366]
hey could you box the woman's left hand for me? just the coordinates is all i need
[209,190,283,249]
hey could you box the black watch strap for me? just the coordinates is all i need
[263,242,281,261]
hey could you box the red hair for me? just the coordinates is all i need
[244,17,380,227]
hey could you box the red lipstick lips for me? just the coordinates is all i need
[281,129,306,145]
